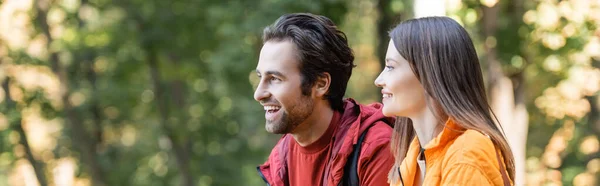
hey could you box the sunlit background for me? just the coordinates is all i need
[0,0,598,185]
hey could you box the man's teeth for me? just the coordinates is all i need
[383,94,392,98]
[264,106,281,111]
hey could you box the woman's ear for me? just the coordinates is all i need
[314,72,331,97]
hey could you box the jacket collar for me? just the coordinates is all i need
[398,118,465,186]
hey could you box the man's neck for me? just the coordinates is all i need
[291,103,335,147]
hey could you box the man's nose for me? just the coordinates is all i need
[254,83,271,102]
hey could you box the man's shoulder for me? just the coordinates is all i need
[364,121,393,143]
[358,122,393,159]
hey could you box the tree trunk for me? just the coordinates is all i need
[76,0,103,149]
[376,0,411,70]
[376,0,392,71]
[413,0,446,18]
[146,47,194,186]
[2,78,49,186]
[508,73,528,186]
[481,2,527,185]
[509,0,529,183]
[33,0,107,185]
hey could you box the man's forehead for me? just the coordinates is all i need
[259,40,298,59]
[256,41,300,73]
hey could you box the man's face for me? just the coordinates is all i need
[254,40,314,134]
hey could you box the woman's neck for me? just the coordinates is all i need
[409,107,443,148]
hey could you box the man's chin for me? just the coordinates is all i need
[265,122,287,134]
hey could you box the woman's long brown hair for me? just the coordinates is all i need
[386,17,515,184]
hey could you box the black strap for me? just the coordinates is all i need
[495,147,511,186]
[340,126,373,186]
[397,166,404,186]
[256,166,271,186]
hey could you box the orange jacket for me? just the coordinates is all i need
[392,119,513,186]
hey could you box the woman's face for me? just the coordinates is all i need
[375,40,427,118]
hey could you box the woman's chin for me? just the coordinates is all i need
[383,106,410,118]
[381,107,396,117]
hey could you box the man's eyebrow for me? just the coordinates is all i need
[255,70,286,78]
[265,70,285,78]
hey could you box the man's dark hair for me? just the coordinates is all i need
[262,13,355,112]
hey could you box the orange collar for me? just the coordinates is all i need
[422,118,465,150]
[398,118,466,186]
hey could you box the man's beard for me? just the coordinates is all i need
[266,96,314,134]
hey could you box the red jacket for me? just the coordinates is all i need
[258,99,394,186]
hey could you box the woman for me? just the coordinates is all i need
[375,16,515,186]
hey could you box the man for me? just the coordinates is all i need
[254,13,394,186]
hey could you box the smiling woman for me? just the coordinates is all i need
[376,17,515,186]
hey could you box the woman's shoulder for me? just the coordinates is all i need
[442,129,498,165]
[438,130,509,185]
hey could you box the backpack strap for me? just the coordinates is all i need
[280,135,291,185]
[340,125,373,186]
[494,148,511,186]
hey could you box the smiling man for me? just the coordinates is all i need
[254,13,394,186]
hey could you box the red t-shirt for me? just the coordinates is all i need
[288,111,340,186]
[257,100,394,186]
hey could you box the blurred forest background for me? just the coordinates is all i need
[0,0,598,185]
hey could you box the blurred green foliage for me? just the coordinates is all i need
[0,0,599,186]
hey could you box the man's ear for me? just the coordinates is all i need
[314,72,331,97]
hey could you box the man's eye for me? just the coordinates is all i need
[269,77,281,81]
[385,66,394,71]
